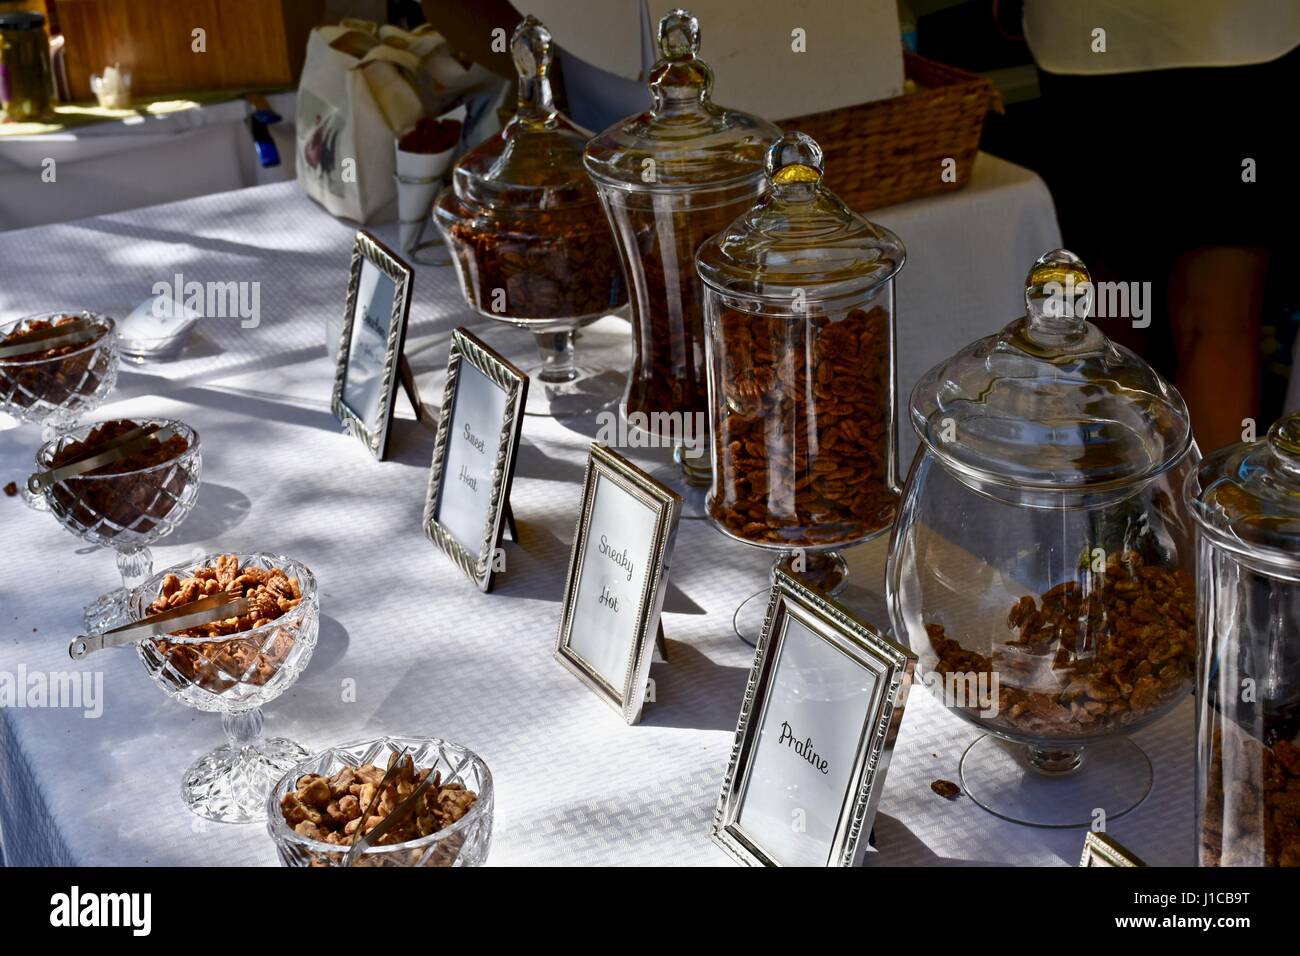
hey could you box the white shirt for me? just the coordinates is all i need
[1023,0,1300,75]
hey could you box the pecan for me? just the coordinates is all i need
[44,419,192,539]
[438,193,625,322]
[616,195,755,437]
[0,314,111,411]
[923,549,1195,741]
[147,554,305,692]
[1201,722,1300,867]
[707,304,897,546]
[281,753,479,856]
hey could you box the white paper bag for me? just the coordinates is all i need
[296,22,450,224]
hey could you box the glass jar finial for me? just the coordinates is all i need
[659,9,700,58]
[512,15,556,127]
[1024,248,1092,334]
[1268,411,1300,480]
[766,132,824,190]
[649,9,711,108]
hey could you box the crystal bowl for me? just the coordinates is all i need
[0,311,118,430]
[35,417,202,631]
[267,735,494,867]
[36,418,202,550]
[131,551,319,823]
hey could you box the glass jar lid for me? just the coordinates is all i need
[450,16,597,212]
[696,132,905,304]
[1190,412,1300,567]
[583,8,780,192]
[910,249,1192,492]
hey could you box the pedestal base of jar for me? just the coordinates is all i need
[733,551,849,647]
[523,364,624,418]
[672,443,711,487]
[182,711,310,823]
[959,734,1152,828]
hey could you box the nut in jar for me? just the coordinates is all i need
[434,16,627,418]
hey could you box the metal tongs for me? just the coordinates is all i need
[343,752,472,866]
[69,593,251,661]
[28,424,179,495]
[0,316,104,359]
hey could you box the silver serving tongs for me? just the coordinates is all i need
[0,316,104,359]
[343,753,471,866]
[69,593,251,661]
[28,424,178,495]
[342,746,411,865]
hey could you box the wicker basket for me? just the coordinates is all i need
[783,53,1000,212]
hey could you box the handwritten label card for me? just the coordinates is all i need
[435,361,509,558]
[555,444,682,725]
[332,231,413,461]
[424,328,528,593]
[712,571,916,867]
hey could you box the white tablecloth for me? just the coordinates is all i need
[0,93,297,233]
[0,159,1198,868]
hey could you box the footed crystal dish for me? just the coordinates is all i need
[31,418,202,632]
[0,311,118,437]
[133,551,319,824]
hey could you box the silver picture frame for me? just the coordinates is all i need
[712,569,916,867]
[423,326,528,593]
[331,230,414,461]
[554,443,682,726]
[1079,832,1145,867]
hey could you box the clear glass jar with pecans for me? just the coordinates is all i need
[1187,412,1300,867]
[584,8,779,483]
[887,249,1200,828]
[434,15,626,418]
[695,132,903,643]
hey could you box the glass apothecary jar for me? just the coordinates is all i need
[434,16,627,418]
[1188,412,1300,866]
[0,11,52,123]
[887,249,1200,827]
[698,132,903,642]
[584,8,779,484]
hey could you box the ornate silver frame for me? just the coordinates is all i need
[554,443,682,725]
[712,570,916,867]
[1079,832,1145,867]
[331,230,414,461]
[423,327,528,593]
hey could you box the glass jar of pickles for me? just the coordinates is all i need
[584,8,779,484]
[1188,412,1300,866]
[434,16,627,418]
[0,10,51,123]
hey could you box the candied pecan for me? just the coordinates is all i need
[44,419,192,538]
[0,314,111,411]
[1201,720,1300,867]
[923,549,1195,741]
[618,197,751,435]
[707,304,897,547]
[147,555,306,692]
[931,779,961,800]
[437,193,625,322]
[283,755,479,855]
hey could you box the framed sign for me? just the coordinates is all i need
[712,570,916,867]
[332,230,415,461]
[1079,832,1145,867]
[423,327,528,593]
[554,443,682,725]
